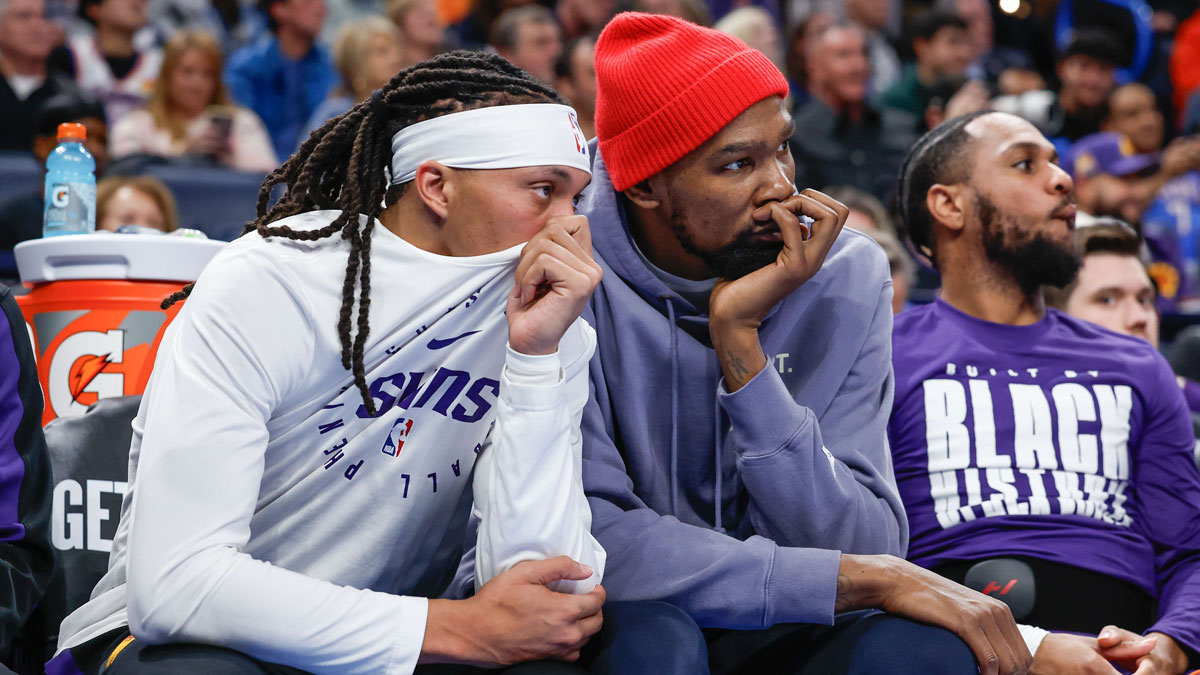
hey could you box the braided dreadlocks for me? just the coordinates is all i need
[163,50,565,416]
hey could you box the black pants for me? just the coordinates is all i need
[46,601,708,675]
[706,610,977,675]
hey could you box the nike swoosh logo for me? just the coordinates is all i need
[427,330,481,350]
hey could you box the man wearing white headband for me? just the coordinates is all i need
[49,52,706,675]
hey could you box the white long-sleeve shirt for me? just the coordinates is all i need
[56,210,605,674]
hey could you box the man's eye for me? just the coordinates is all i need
[777,140,790,153]
[722,158,751,171]
[1096,294,1116,306]
[534,186,551,198]
[1014,159,1032,171]
[572,193,583,207]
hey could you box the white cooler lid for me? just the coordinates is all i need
[14,234,227,283]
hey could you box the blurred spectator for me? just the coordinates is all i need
[879,9,973,129]
[1170,7,1200,125]
[95,174,179,231]
[554,34,596,140]
[845,0,899,96]
[791,22,910,201]
[714,7,784,75]
[47,0,164,126]
[0,93,107,267]
[148,0,266,54]
[225,0,336,161]
[1070,132,1162,226]
[449,0,529,50]
[112,31,278,172]
[555,0,613,42]
[869,227,914,314]
[299,17,403,148]
[997,68,1046,97]
[1068,131,1200,310]
[939,0,990,74]
[1102,82,1200,204]
[489,5,559,85]
[632,0,710,26]
[783,10,832,101]
[824,184,897,237]
[1044,220,1200,418]
[320,0,381,48]
[1055,28,1123,142]
[824,184,912,313]
[386,0,444,68]
[1,0,83,152]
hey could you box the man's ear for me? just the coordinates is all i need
[413,160,451,221]
[926,183,967,234]
[623,178,663,210]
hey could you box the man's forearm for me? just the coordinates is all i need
[710,321,767,392]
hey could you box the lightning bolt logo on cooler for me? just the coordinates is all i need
[12,234,225,425]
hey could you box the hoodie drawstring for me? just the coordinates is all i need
[713,393,726,535]
[663,295,726,534]
[664,296,680,519]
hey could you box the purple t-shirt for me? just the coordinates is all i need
[890,299,1200,651]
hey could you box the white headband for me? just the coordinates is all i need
[389,103,591,185]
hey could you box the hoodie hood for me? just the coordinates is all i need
[580,141,716,333]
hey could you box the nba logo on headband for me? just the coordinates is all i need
[568,111,587,156]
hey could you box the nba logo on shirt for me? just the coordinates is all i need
[381,418,414,457]
[567,111,587,155]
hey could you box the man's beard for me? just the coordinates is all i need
[667,212,783,280]
[977,193,1081,299]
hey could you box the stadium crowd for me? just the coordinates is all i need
[2,0,1200,673]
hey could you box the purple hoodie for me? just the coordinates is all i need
[577,145,907,629]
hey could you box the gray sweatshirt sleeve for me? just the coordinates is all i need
[581,358,841,630]
[719,279,909,556]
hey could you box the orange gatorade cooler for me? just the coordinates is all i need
[14,234,226,425]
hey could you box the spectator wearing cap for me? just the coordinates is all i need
[554,34,597,141]
[789,22,911,202]
[879,8,980,134]
[489,5,561,86]
[1068,131,1200,310]
[0,0,83,151]
[45,0,163,127]
[1055,28,1123,142]
[224,0,337,161]
[1104,82,1200,206]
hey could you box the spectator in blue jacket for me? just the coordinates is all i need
[224,0,336,160]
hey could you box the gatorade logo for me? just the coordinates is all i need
[50,185,70,208]
[47,329,125,418]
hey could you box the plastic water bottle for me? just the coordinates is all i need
[43,123,96,237]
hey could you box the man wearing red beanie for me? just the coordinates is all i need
[577,12,1031,674]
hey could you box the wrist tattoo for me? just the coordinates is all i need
[835,573,853,612]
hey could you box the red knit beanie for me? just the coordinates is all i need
[594,12,790,191]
